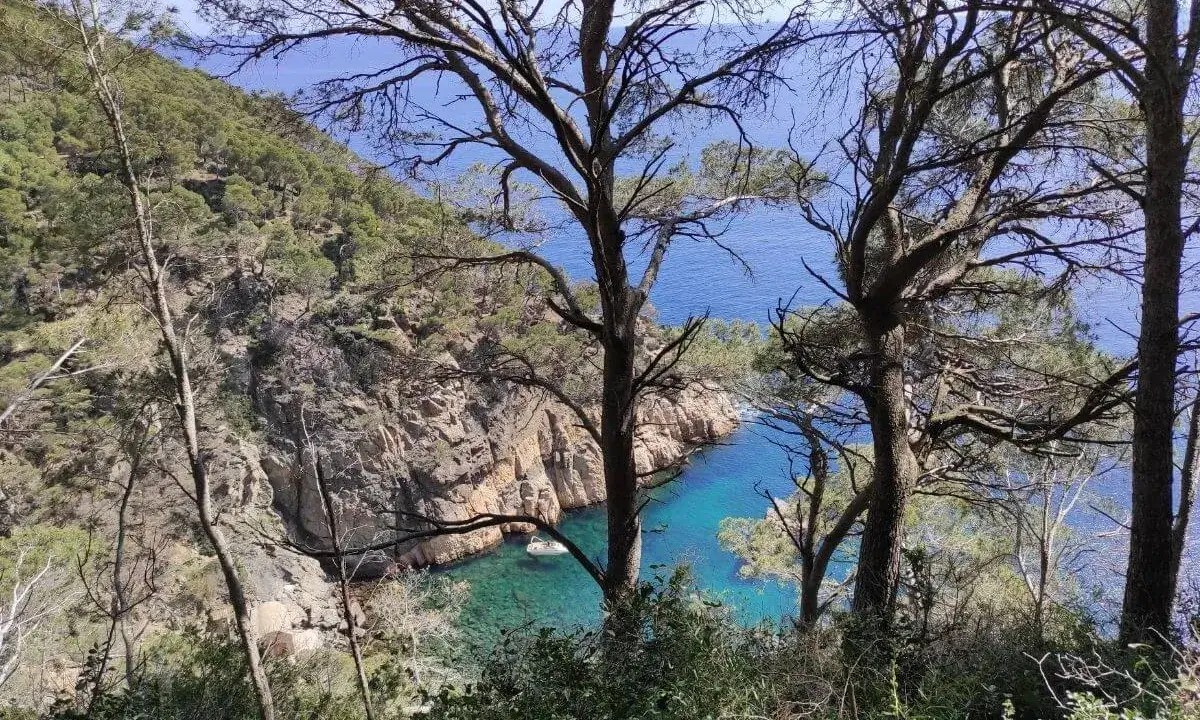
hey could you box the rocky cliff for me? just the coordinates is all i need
[234,307,740,572]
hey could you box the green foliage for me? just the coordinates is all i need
[717,445,868,586]
[220,174,267,225]
[717,515,800,580]
[612,140,821,220]
[0,524,88,581]
[426,571,776,720]
[695,140,814,201]
[0,10,1147,720]
[0,0,459,475]
[263,222,334,299]
[22,571,1150,720]
[668,319,765,384]
[420,569,1123,720]
[498,319,599,400]
[1059,673,1200,720]
[57,636,367,720]
[0,0,447,333]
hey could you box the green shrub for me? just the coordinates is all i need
[426,571,777,720]
[56,637,367,720]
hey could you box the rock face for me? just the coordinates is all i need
[254,601,324,658]
[241,316,740,572]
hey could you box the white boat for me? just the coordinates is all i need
[526,535,569,557]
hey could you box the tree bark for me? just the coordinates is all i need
[590,193,645,605]
[797,426,824,628]
[852,318,918,621]
[1121,0,1190,645]
[802,484,874,628]
[194,484,275,720]
[600,321,642,603]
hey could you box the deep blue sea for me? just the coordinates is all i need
[185,37,1192,634]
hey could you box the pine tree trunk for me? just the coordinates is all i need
[1121,0,1188,644]
[309,448,374,720]
[852,320,917,623]
[799,565,820,628]
[601,323,642,604]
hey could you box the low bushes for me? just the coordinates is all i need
[45,573,1198,720]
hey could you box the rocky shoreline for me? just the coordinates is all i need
[259,380,740,571]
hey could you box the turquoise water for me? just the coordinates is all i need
[441,427,828,637]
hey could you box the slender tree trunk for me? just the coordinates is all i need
[114,436,145,691]
[801,486,874,629]
[327,520,375,720]
[119,622,135,690]
[86,455,137,716]
[852,320,917,623]
[70,6,275,714]
[305,426,375,720]
[1034,486,1053,633]
[129,107,276,720]
[796,419,824,628]
[193,466,275,720]
[1171,394,1200,586]
[1121,0,1189,645]
[589,201,645,607]
[600,323,641,603]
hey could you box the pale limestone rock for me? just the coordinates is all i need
[291,628,323,656]
[260,628,323,658]
[253,601,292,635]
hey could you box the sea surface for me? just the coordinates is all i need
[185,36,1190,635]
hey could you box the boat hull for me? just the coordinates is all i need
[526,545,569,557]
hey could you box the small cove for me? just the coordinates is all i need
[437,266,1153,638]
[441,426,829,638]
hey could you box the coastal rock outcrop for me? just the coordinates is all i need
[239,316,739,572]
